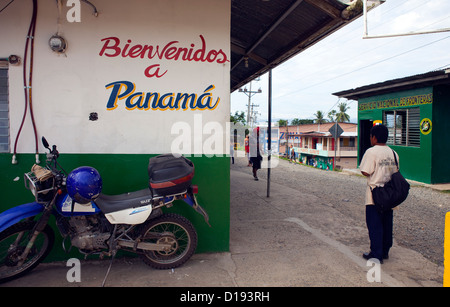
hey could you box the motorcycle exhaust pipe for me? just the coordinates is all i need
[117,240,172,252]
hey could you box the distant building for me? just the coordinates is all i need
[279,122,358,169]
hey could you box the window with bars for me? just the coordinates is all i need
[383,108,421,147]
[0,64,9,153]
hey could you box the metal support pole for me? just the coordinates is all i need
[362,0,449,39]
[247,82,252,126]
[267,69,272,198]
[363,0,368,38]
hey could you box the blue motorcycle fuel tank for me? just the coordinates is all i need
[55,193,101,217]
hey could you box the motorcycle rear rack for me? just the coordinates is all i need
[24,171,56,203]
[151,189,210,226]
[151,190,187,209]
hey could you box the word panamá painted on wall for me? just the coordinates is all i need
[105,81,220,111]
[100,35,226,111]
[358,93,433,111]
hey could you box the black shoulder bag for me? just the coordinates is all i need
[371,150,410,213]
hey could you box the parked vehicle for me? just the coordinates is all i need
[0,137,210,284]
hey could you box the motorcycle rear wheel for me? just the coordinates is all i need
[139,213,197,270]
[0,221,54,283]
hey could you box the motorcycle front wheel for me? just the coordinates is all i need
[139,213,197,270]
[0,221,54,283]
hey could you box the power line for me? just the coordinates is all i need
[275,35,450,101]
[0,0,15,14]
[274,0,410,75]
[276,0,449,78]
[276,13,450,89]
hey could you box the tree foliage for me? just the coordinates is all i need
[230,111,246,125]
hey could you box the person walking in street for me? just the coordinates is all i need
[245,135,251,167]
[230,139,235,164]
[249,127,262,181]
[290,145,296,163]
[359,124,399,264]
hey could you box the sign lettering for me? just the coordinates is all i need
[105,81,220,111]
[359,93,433,111]
[99,35,229,79]
[100,35,226,111]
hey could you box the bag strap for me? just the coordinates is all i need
[391,149,399,171]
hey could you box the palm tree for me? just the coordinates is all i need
[230,111,246,125]
[335,102,350,123]
[278,119,288,126]
[314,110,327,124]
[327,110,337,122]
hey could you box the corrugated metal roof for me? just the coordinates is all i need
[231,0,366,92]
[333,68,450,100]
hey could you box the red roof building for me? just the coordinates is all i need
[279,122,358,169]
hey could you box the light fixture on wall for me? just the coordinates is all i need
[49,35,67,53]
[8,55,21,65]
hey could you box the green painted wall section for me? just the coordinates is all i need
[0,153,230,261]
[357,87,434,184]
[431,84,450,184]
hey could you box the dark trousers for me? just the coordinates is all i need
[365,205,393,260]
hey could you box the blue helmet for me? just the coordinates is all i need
[67,166,102,204]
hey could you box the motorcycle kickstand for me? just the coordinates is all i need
[101,225,118,287]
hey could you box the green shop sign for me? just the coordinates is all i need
[358,93,433,111]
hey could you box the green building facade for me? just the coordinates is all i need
[334,69,450,184]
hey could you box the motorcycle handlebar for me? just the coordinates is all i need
[42,136,50,149]
[42,136,64,175]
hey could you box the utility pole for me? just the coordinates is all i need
[238,81,262,128]
[250,104,260,127]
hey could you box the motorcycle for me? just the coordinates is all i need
[0,137,210,284]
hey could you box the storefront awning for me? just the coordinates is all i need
[231,0,367,92]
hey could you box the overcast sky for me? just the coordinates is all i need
[230,0,450,124]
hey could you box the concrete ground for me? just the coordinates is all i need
[1,158,444,288]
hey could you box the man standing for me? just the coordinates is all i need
[360,124,399,264]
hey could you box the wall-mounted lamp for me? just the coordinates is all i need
[49,35,67,53]
[8,55,20,65]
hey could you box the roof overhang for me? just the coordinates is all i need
[231,0,373,92]
[300,132,330,137]
[333,69,450,100]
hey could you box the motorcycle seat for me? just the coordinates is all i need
[95,188,153,214]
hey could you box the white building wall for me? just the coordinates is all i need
[0,0,230,154]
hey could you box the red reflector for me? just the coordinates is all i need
[150,172,194,189]
[192,185,198,194]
